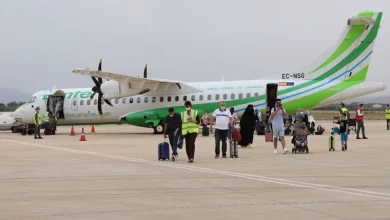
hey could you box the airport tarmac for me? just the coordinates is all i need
[0,120,390,220]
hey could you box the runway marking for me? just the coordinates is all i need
[2,139,390,200]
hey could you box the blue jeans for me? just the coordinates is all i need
[169,132,179,156]
[340,133,349,142]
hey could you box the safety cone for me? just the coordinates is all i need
[91,125,95,133]
[70,126,75,136]
[79,127,86,141]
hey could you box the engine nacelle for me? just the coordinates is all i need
[101,81,120,99]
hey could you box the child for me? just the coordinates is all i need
[295,126,307,147]
[335,113,349,151]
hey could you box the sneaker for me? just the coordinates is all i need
[356,137,361,139]
[274,149,278,154]
[283,148,288,154]
[215,155,219,159]
[249,144,253,148]
[363,137,368,139]
[188,158,194,163]
[171,155,176,161]
[222,155,227,158]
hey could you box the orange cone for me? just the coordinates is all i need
[91,125,95,133]
[79,127,86,141]
[70,126,75,136]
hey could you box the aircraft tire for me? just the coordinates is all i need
[154,123,164,134]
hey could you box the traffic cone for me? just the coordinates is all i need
[91,125,95,133]
[79,127,86,141]
[70,126,75,136]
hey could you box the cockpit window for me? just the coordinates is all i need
[29,96,36,103]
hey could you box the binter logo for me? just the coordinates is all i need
[42,91,92,100]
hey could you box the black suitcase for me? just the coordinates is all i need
[202,126,209,136]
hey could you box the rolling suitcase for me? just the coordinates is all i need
[265,131,273,142]
[202,126,209,136]
[230,127,239,158]
[158,141,170,160]
[328,135,335,151]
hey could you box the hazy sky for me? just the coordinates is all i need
[0,0,388,96]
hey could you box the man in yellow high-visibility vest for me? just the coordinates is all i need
[34,106,43,139]
[386,104,390,130]
[180,101,200,163]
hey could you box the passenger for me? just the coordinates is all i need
[180,101,200,163]
[386,104,390,130]
[210,102,232,158]
[295,126,307,147]
[271,99,288,154]
[34,107,43,139]
[356,103,367,139]
[339,102,349,120]
[201,110,209,128]
[164,107,182,161]
[334,113,349,151]
[239,104,257,148]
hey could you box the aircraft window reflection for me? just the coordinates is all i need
[87,100,91,105]
[199,95,203,101]
[94,100,97,105]
[137,97,141,103]
[168,96,171,102]
[223,94,227,100]
[231,94,235,99]
[175,96,179,102]
[122,98,126,104]
[207,95,211,100]
[191,95,195,101]
[239,93,243,99]
[152,97,156,103]
[246,93,251,98]
[80,100,84,106]
[160,97,164,102]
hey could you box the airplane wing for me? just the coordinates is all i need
[72,68,202,93]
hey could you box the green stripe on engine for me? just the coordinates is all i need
[358,11,374,18]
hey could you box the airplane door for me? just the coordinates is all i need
[266,83,278,110]
[71,98,78,111]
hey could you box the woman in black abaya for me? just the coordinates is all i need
[239,104,257,147]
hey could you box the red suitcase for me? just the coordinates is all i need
[265,131,273,142]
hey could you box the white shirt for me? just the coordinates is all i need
[271,107,286,128]
[213,108,232,130]
[257,112,262,121]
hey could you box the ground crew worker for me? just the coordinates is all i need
[180,101,200,163]
[356,103,367,139]
[210,102,232,158]
[339,102,349,120]
[43,111,50,128]
[34,107,43,139]
[386,104,390,130]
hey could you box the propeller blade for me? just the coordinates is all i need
[143,64,147,78]
[98,77,103,84]
[91,76,99,87]
[98,93,103,118]
[98,58,102,71]
[90,92,96,100]
[103,99,113,107]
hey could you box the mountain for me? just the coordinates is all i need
[0,88,31,104]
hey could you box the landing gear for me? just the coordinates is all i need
[153,123,164,134]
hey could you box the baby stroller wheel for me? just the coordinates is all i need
[306,148,309,154]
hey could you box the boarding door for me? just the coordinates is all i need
[266,83,278,111]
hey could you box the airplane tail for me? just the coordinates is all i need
[271,11,383,82]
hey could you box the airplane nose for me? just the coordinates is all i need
[383,83,387,91]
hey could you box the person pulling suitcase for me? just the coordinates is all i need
[210,102,232,158]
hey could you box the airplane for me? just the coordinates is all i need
[12,11,386,134]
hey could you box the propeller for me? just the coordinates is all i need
[144,64,147,78]
[89,58,113,118]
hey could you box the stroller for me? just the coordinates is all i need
[291,121,309,154]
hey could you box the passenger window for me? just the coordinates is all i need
[80,100,84,105]
[137,97,141,103]
[215,94,220,100]
[199,95,204,101]
[191,95,195,101]
[207,94,212,100]
[231,94,235,99]
[168,96,171,102]
[87,100,91,105]
[144,97,148,103]
[115,99,119,104]
[254,92,259,98]
[94,100,97,105]
[239,93,243,99]
[223,94,227,100]
[129,98,133,103]
[73,100,77,106]
[183,96,187,101]
[160,97,164,102]
[246,93,251,98]
[175,96,179,102]
[152,97,156,103]
[122,98,126,104]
